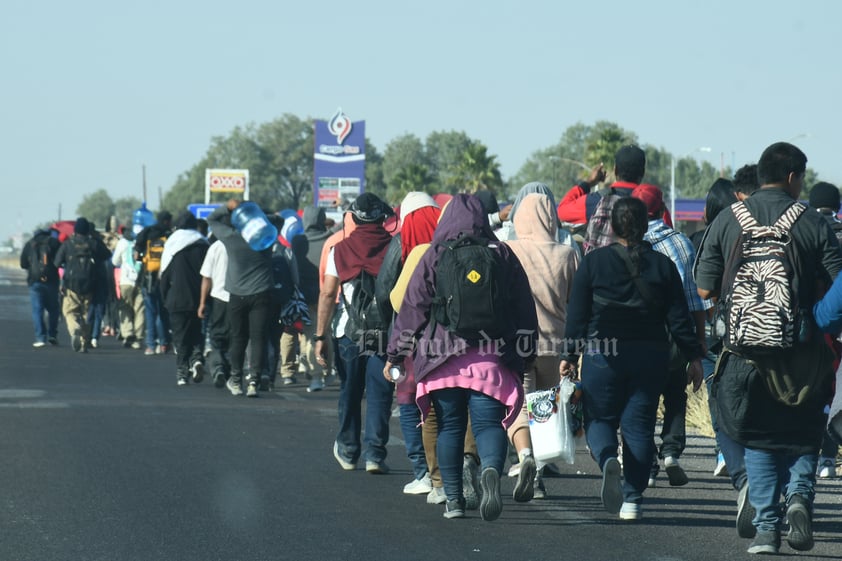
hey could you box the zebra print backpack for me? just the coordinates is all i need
[719,201,806,350]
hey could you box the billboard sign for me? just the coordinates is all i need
[205,169,249,203]
[313,108,365,209]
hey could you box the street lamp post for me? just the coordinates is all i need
[670,147,712,220]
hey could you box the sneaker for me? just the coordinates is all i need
[32,341,46,348]
[403,473,433,495]
[427,486,446,505]
[333,441,356,471]
[307,377,325,392]
[786,495,814,551]
[366,460,389,474]
[213,372,226,388]
[144,347,156,356]
[462,455,480,510]
[191,362,205,384]
[601,457,623,515]
[246,382,258,398]
[48,337,59,346]
[513,454,537,502]
[130,341,142,350]
[479,468,503,522]
[817,456,836,479]
[156,344,170,355]
[90,338,98,349]
[72,332,83,352]
[714,452,729,477]
[177,377,188,386]
[282,376,296,386]
[737,483,757,539]
[619,501,641,521]
[664,456,689,486]
[443,498,465,519]
[259,376,271,392]
[747,530,780,555]
[507,462,521,478]
[532,473,546,500]
[647,476,657,488]
[226,377,243,396]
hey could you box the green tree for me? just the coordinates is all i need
[253,114,314,211]
[425,130,474,192]
[382,134,427,196]
[113,196,142,228]
[365,139,386,201]
[389,164,434,203]
[453,142,503,194]
[76,189,115,228]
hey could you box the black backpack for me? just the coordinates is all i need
[342,269,389,353]
[29,236,54,282]
[431,235,507,341]
[63,236,96,294]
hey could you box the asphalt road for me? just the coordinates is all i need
[0,266,840,561]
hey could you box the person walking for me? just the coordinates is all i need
[20,227,61,347]
[695,142,842,554]
[384,194,538,521]
[198,238,231,388]
[134,211,173,355]
[160,211,209,386]
[560,197,704,522]
[111,227,145,349]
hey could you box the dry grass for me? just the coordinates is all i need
[657,384,715,438]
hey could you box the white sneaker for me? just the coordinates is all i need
[191,361,205,384]
[817,457,836,479]
[664,456,689,486]
[90,338,98,349]
[714,452,729,477]
[32,341,46,348]
[427,486,446,505]
[403,473,433,494]
[507,462,521,478]
[619,501,641,521]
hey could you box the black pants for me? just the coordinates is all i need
[207,297,231,379]
[228,291,271,383]
[169,311,204,379]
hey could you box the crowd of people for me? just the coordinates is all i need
[19,141,842,554]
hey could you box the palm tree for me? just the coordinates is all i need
[454,142,503,194]
[388,164,434,203]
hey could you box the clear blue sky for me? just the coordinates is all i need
[4,0,841,242]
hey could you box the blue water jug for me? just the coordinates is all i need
[132,202,156,237]
[231,202,278,251]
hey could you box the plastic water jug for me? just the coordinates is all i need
[132,202,156,237]
[231,202,278,251]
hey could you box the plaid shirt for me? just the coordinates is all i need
[644,219,710,313]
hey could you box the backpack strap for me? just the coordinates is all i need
[610,243,660,312]
[773,202,806,231]
[730,201,759,232]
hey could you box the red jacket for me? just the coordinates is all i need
[557,181,673,227]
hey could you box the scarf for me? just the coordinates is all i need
[400,206,440,263]
[333,223,393,283]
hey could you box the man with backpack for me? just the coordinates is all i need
[695,142,842,554]
[20,227,62,347]
[54,218,112,352]
[314,193,395,474]
[134,210,173,355]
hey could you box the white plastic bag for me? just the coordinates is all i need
[526,378,577,465]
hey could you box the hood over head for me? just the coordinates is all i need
[512,193,557,242]
[302,206,327,232]
[432,194,495,244]
[510,182,557,222]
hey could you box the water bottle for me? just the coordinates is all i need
[231,202,278,251]
[132,202,156,237]
[388,365,406,384]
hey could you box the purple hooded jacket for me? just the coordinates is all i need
[386,194,538,382]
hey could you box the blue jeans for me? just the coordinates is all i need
[334,336,393,464]
[399,403,428,480]
[29,281,59,343]
[142,284,170,350]
[743,448,817,533]
[431,388,508,502]
[582,341,668,504]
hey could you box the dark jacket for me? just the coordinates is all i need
[374,234,402,325]
[563,242,703,362]
[54,233,112,295]
[207,205,274,297]
[695,187,842,454]
[160,235,208,314]
[20,230,61,285]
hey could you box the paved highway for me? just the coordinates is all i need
[0,266,839,560]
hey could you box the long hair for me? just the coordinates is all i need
[704,178,738,225]
[611,197,649,267]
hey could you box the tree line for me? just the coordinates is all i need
[76,116,820,228]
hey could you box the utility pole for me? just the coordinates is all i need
[142,164,147,203]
